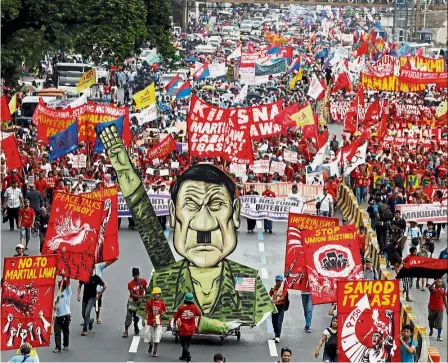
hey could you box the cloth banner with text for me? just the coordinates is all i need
[240,195,304,221]
[1,255,57,350]
[187,95,254,164]
[395,203,447,224]
[284,210,339,292]
[337,280,401,362]
[147,134,176,162]
[302,224,363,304]
[41,192,103,282]
[82,186,119,263]
[118,193,170,218]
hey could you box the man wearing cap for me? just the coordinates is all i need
[262,185,276,233]
[54,277,72,352]
[270,275,289,343]
[3,179,23,231]
[173,292,202,362]
[123,268,147,338]
[363,258,379,280]
[144,287,167,357]
[14,244,28,257]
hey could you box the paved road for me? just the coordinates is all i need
[1,218,334,362]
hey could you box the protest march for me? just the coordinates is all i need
[1,1,448,362]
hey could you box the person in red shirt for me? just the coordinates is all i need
[34,171,47,196]
[123,268,147,338]
[3,170,22,188]
[18,199,36,250]
[173,292,201,362]
[354,165,368,205]
[357,225,367,261]
[427,279,448,341]
[262,185,276,234]
[144,287,167,357]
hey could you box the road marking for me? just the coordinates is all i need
[268,339,278,356]
[257,232,264,241]
[128,336,140,353]
[256,221,263,229]
[261,255,267,265]
[164,229,170,240]
[261,267,268,279]
[258,242,265,252]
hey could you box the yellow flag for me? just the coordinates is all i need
[290,104,315,127]
[132,83,156,111]
[289,69,303,90]
[8,93,17,114]
[436,100,447,118]
[76,68,96,93]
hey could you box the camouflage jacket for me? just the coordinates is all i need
[139,259,276,325]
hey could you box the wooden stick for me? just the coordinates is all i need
[50,280,64,335]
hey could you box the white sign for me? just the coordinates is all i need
[71,154,87,168]
[230,163,247,177]
[270,161,286,176]
[159,169,169,176]
[306,170,325,185]
[283,149,298,163]
[253,160,270,174]
[171,161,180,169]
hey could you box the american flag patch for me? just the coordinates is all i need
[234,277,256,292]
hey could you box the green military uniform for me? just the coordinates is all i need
[138,259,276,332]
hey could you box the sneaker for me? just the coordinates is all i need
[306,328,312,333]
[81,331,88,336]
[269,230,272,234]
[274,337,280,343]
[122,331,128,338]
[153,352,158,357]
[52,348,61,353]
[63,346,68,350]
[88,319,94,331]
[437,336,443,341]
[304,326,308,331]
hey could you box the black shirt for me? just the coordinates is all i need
[38,214,50,233]
[79,275,105,301]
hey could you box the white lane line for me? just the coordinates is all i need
[261,268,268,279]
[128,336,140,353]
[256,221,263,229]
[268,339,278,356]
[258,242,265,252]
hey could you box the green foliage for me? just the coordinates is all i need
[146,0,176,59]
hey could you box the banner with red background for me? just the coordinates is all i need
[147,134,176,161]
[42,192,103,282]
[82,186,119,263]
[337,280,401,362]
[1,255,57,350]
[284,209,339,291]
[302,224,363,304]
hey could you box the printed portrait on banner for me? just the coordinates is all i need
[337,280,401,362]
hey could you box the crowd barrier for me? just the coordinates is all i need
[337,183,440,362]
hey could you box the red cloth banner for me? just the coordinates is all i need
[187,95,254,164]
[147,135,176,161]
[302,224,363,304]
[383,136,447,152]
[397,256,448,279]
[230,100,283,140]
[399,69,448,87]
[1,255,58,351]
[82,186,119,263]
[41,192,103,282]
[284,211,339,291]
[1,135,22,171]
[1,95,12,122]
[337,280,401,362]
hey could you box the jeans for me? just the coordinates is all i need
[376,222,388,252]
[321,211,330,217]
[54,315,70,350]
[301,294,314,328]
[264,219,272,232]
[20,227,31,246]
[356,186,367,205]
[179,335,192,359]
[272,304,285,338]
[125,309,139,330]
[81,298,95,332]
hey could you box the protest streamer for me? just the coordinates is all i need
[337,280,401,362]
[82,186,119,263]
[397,256,448,279]
[1,135,22,171]
[302,224,363,304]
[76,68,96,93]
[41,192,104,282]
[118,192,170,218]
[147,134,177,162]
[284,210,339,291]
[1,255,58,350]
[395,203,447,224]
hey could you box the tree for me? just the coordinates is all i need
[146,0,176,59]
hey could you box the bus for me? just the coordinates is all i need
[55,63,93,94]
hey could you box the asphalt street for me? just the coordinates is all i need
[1,218,334,362]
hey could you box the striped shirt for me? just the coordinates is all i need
[4,187,23,208]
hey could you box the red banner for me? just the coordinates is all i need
[187,95,254,164]
[41,192,103,282]
[82,186,119,263]
[147,135,176,161]
[423,187,447,200]
[1,255,58,350]
[337,280,401,362]
[230,101,283,140]
[383,135,447,152]
[1,135,22,171]
[302,224,363,304]
[399,69,448,87]
[284,211,339,291]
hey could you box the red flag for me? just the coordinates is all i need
[274,103,300,133]
[356,39,368,57]
[343,99,358,133]
[1,135,22,170]
[345,131,371,162]
[147,134,177,162]
[302,114,318,140]
[364,99,381,125]
[377,112,388,140]
[332,72,352,93]
[317,129,329,149]
[317,79,327,101]
[1,95,12,122]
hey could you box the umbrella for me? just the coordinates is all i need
[229,85,241,91]
[266,86,279,91]
[247,91,262,99]
[216,88,228,93]
[202,85,216,90]
[255,87,264,93]
[19,84,37,92]
[184,57,197,63]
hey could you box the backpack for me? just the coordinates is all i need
[367,204,376,219]
[394,174,404,188]
[324,328,338,359]
[379,203,392,222]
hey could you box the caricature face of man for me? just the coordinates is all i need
[170,180,241,268]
